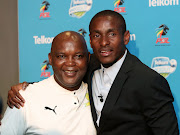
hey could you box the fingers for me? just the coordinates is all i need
[8,90,24,109]
[9,97,20,109]
[7,90,14,108]
[7,82,27,109]
[11,83,25,103]
[7,98,13,109]
[16,92,25,104]
[22,82,29,90]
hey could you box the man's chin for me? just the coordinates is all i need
[99,58,115,68]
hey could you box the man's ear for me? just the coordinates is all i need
[123,30,130,45]
[48,53,52,65]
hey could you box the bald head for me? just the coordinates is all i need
[89,10,126,35]
[51,31,88,54]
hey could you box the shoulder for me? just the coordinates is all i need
[124,53,168,88]
[20,76,53,99]
[129,53,162,78]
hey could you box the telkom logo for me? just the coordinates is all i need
[149,0,179,7]
[33,35,54,44]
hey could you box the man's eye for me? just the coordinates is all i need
[57,55,65,59]
[75,55,83,59]
[93,34,100,38]
[109,33,116,36]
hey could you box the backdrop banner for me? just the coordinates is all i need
[18,0,180,129]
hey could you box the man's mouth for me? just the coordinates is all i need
[100,50,112,57]
[64,70,77,77]
[65,70,75,73]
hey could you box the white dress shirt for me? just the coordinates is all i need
[92,50,127,126]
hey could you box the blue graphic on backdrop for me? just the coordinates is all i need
[151,57,177,78]
[40,1,50,18]
[69,0,93,18]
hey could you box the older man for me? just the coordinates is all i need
[0,31,96,135]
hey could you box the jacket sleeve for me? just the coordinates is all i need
[142,74,179,135]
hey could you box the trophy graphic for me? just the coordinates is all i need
[151,57,177,78]
[69,0,92,18]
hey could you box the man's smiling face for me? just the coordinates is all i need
[49,31,88,91]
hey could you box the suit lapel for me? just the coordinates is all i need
[88,70,98,129]
[98,51,135,131]
[87,54,101,129]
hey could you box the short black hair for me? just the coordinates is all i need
[89,10,126,34]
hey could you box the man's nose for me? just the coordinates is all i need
[65,57,76,66]
[100,36,110,47]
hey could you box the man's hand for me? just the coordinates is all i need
[7,82,29,109]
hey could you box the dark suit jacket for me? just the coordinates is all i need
[86,51,179,135]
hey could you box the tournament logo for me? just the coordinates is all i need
[114,0,126,13]
[69,0,93,18]
[78,28,87,37]
[155,24,170,44]
[40,60,51,78]
[40,1,50,18]
[151,57,177,78]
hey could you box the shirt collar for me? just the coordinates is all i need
[101,49,127,83]
[51,75,85,95]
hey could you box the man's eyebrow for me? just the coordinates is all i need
[107,28,118,32]
[90,30,100,33]
[54,51,85,54]
[90,28,119,34]
[75,51,85,54]
[54,52,64,54]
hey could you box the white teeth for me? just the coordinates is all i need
[65,71,75,73]
[101,51,108,53]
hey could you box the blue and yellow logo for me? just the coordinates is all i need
[69,0,93,18]
[151,57,177,78]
